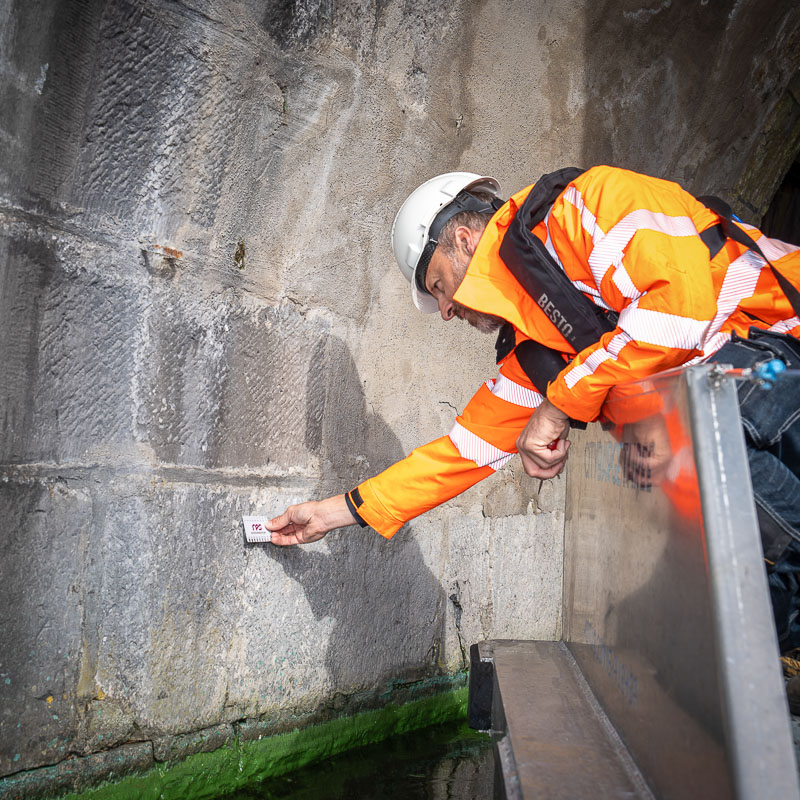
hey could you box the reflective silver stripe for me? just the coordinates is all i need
[563,301,710,389]
[543,207,564,268]
[619,304,709,349]
[448,421,515,470]
[696,331,731,361]
[588,209,699,287]
[607,330,632,357]
[546,199,613,312]
[744,227,800,262]
[560,186,608,290]
[488,374,544,409]
[769,316,800,334]
[701,251,764,349]
[564,347,614,389]
[573,280,614,310]
[611,260,641,300]
[562,185,605,245]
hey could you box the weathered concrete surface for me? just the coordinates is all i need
[462,0,800,220]
[0,466,562,784]
[576,0,800,219]
[0,0,798,794]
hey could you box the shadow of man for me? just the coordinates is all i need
[269,335,452,705]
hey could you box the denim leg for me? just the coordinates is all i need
[734,330,800,462]
[768,541,800,652]
[710,329,800,546]
[747,448,800,559]
[710,330,800,650]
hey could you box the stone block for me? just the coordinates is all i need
[135,292,333,471]
[0,476,89,776]
[0,742,153,800]
[152,723,233,764]
[134,290,409,478]
[489,511,564,642]
[0,0,282,245]
[224,514,449,719]
[86,478,321,734]
[0,224,144,465]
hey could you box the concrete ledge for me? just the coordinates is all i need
[469,640,652,800]
[152,724,235,765]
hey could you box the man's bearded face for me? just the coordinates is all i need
[447,249,505,334]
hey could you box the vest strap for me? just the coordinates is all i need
[498,168,618,353]
[697,195,800,319]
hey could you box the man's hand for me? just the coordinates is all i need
[620,413,674,489]
[266,494,356,546]
[516,399,571,479]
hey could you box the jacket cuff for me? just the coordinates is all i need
[344,488,367,528]
[546,375,604,423]
[351,479,406,539]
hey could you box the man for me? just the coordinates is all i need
[266,166,800,574]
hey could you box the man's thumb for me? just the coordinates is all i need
[265,509,292,530]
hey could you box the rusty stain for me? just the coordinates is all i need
[153,244,183,259]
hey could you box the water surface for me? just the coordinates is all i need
[223,719,494,799]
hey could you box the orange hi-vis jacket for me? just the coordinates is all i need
[347,165,800,539]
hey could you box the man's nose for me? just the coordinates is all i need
[438,297,455,321]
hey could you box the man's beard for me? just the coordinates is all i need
[448,250,505,334]
[452,301,505,333]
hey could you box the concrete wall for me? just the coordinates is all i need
[0,0,798,791]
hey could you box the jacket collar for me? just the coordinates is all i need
[452,186,576,353]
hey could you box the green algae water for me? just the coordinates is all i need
[222,719,493,800]
[50,686,491,800]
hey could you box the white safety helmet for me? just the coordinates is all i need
[392,172,502,313]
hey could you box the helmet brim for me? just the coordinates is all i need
[410,278,439,314]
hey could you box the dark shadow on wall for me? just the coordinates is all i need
[579,0,800,199]
[762,157,800,245]
[270,335,454,702]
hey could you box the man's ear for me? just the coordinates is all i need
[454,225,479,257]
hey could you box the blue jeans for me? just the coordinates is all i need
[709,328,800,651]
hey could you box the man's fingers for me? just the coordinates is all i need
[269,528,327,547]
[521,460,565,480]
[538,438,569,459]
[256,500,333,546]
[519,449,568,479]
[269,530,302,546]
[518,438,570,469]
[265,510,293,531]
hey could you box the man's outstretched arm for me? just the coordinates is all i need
[266,495,356,546]
[266,348,548,544]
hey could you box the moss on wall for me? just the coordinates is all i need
[2,686,469,800]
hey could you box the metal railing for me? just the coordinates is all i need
[563,365,799,798]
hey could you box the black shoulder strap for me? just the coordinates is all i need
[494,322,516,362]
[498,167,618,353]
[515,339,571,389]
[494,321,570,386]
[697,195,800,318]
[492,324,587,428]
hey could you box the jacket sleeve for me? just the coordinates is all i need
[544,166,720,422]
[350,350,544,538]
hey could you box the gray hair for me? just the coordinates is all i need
[436,190,496,254]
